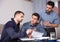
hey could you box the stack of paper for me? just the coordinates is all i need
[20,38,35,41]
[32,31,44,38]
[20,37,49,41]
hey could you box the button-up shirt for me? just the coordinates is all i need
[21,22,46,37]
[40,10,59,28]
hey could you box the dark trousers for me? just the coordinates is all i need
[44,28,55,36]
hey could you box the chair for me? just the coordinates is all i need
[55,25,60,39]
[0,24,4,41]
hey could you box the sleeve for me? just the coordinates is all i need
[6,27,23,39]
[40,28,47,36]
[37,24,47,36]
[53,15,59,24]
[21,24,27,37]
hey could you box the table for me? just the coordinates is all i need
[20,37,49,42]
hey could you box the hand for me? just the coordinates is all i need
[28,34,32,38]
[26,29,32,35]
[43,21,50,26]
[33,28,36,32]
[26,29,32,38]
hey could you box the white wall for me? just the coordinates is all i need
[32,0,48,13]
[0,0,33,24]
[32,0,52,13]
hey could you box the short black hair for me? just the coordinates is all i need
[47,1,55,8]
[14,11,24,17]
[32,13,40,20]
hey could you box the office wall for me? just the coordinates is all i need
[32,0,46,13]
[0,0,59,24]
[0,0,33,24]
[32,0,51,13]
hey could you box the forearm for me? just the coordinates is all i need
[11,31,23,39]
[49,24,58,28]
[6,28,23,39]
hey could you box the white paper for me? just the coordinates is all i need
[32,31,44,38]
[20,38,35,41]
[20,37,49,41]
[35,37,49,40]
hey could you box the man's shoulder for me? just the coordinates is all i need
[51,10,59,17]
[23,22,30,26]
[3,21,14,30]
[40,9,45,15]
[23,22,29,25]
[6,21,13,25]
[4,20,14,27]
[51,10,57,14]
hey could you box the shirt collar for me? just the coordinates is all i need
[29,21,38,27]
[44,10,53,15]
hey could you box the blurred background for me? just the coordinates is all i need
[0,0,60,24]
[0,0,60,33]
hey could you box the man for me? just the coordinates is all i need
[21,13,46,38]
[1,11,25,42]
[40,1,59,36]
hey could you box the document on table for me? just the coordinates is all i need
[32,31,44,38]
[20,31,49,41]
[20,38,35,41]
[20,37,49,41]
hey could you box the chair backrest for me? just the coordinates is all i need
[0,24,4,34]
[55,25,60,39]
[0,24,4,40]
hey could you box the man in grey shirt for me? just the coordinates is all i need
[40,1,59,36]
[21,13,46,38]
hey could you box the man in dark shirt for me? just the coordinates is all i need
[1,11,24,42]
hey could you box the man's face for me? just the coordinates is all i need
[46,4,53,13]
[16,13,24,22]
[31,15,38,24]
